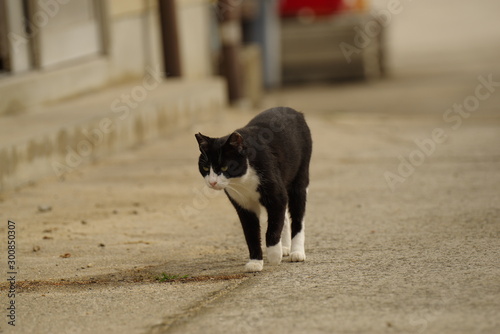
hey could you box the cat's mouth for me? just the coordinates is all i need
[208,183,225,191]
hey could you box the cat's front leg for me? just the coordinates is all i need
[229,199,264,272]
[267,240,283,265]
[245,259,264,272]
[239,210,264,272]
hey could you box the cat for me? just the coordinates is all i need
[195,107,312,272]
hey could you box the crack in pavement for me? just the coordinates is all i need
[146,275,253,334]
[0,271,248,293]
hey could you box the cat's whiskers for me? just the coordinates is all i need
[224,184,245,198]
[227,177,259,194]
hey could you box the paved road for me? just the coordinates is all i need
[1,0,499,333]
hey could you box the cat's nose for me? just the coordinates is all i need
[209,181,217,187]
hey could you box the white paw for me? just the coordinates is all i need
[244,260,264,272]
[282,246,290,257]
[267,243,282,265]
[290,251,306,262]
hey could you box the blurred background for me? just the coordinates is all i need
[0,0,499,191]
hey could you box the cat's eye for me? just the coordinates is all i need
[221,166,228,172]
[202,166,209,171]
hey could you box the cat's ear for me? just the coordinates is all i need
[227,132,244,153]
[195,133,210,154]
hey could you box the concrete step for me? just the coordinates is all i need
[0,77,227,192]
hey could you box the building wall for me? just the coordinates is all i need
[0,0,226,191]
[0,0,216,116]
[176,0,214,79]
[107,0,163,81]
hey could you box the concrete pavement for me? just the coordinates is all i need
[1,0,500,333]
[0,76,499,333]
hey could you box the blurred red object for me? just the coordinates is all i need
[280,0,366,17]
[280,0,343,17]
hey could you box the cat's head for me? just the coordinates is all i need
[195,132,248,190]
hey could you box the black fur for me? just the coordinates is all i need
[195,107,312,263]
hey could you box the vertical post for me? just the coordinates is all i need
[158,0,181,77]
[0,0,9,71]
[253,0,280,89]
[217,0,244,103]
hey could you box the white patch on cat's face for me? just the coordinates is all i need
[204,161,261,215]
[204,167,230,190]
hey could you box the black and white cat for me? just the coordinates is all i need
[195,107,312,272]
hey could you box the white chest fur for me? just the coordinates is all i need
[225,165,261,214]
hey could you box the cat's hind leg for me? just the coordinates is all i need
[281,208,291,257]
[288,186,308,262]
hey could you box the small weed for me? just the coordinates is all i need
[156,273,190,282]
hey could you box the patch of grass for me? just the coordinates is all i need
[156,273,190,282]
